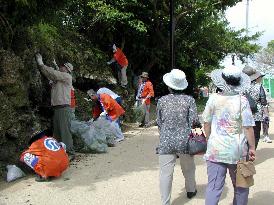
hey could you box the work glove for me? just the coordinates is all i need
[84,97,92,102]
[52,59,59,70]
[35,53,44,66]
[141,99,146,105]
[59,142,66,151]
[107,61,111,65]
[100,111,107,117]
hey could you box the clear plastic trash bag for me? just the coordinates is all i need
[133,102,145,123]
[6,165,26,182]
[70,117,116,153]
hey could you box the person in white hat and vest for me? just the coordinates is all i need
[157,69,200,205]
[136,72,154,127]
[35,53,75,160]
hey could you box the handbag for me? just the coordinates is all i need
[186,128,207,155]
[236,94,256,188]
[236,160,256,188]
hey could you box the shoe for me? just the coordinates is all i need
[35,175,50,182]
[139,123,145,127]
[187,190,197,199]
[263,136,272,143]
[68,154,76,161]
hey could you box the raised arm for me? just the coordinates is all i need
[36,53,71,83]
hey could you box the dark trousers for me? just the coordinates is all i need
[254,121,261,150]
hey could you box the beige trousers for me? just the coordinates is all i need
[119,66,128,86]
[159,154,196,205]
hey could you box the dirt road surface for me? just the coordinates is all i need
[1,116,274,205]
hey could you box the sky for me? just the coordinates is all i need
[222,0,274,68]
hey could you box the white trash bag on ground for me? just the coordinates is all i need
[6,165,26,182]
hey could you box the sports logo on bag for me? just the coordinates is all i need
[23,153,38,169]
[44,138,61,151]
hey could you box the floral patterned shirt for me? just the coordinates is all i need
[202,93,255,164]
[157,94,199,154]
[246,83,267,122]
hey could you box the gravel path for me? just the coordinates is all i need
[1,117,274,205]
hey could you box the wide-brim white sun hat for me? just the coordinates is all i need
[163,69,188,90]
[211,65,251,93]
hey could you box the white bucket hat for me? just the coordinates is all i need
[163,69,188,90]
[211,65,251,93]
[64,62,73,73]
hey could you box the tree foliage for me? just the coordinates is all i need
[0,0,261,93]
[255,40,274,72]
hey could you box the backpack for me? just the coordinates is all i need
[244,92,258,114]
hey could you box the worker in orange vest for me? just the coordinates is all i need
[136,72,154,127]
[107,44,128,88]
[87,89,125,142]
[20,130,69,182]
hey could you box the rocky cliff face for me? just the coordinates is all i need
[0,30,136,176]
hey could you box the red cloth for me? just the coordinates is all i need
[114,48,128,67]
[141,80,154,105]
[70,88,76,108]
[20,136,69,178]
[92,103,102,119]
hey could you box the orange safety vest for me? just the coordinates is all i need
[141,80,154,105]
[20,136,69,178]
[114,48,128,67]
[70,88,76,108]
[92,94,125,121]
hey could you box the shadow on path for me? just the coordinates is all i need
[255,147,274,165]
[171,184,229,205]
[249,191,274,205]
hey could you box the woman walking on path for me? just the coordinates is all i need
[243,67,270,147]
[203,65,256,205]
[157,69,200,205]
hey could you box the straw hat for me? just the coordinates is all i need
[242,66,265,81]
[163,69,188,90]
[140,72,149,78]
[63,62,73,73]
[211,65,250,93]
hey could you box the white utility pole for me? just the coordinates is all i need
[246,0,250,65]
[246,0,250,34]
